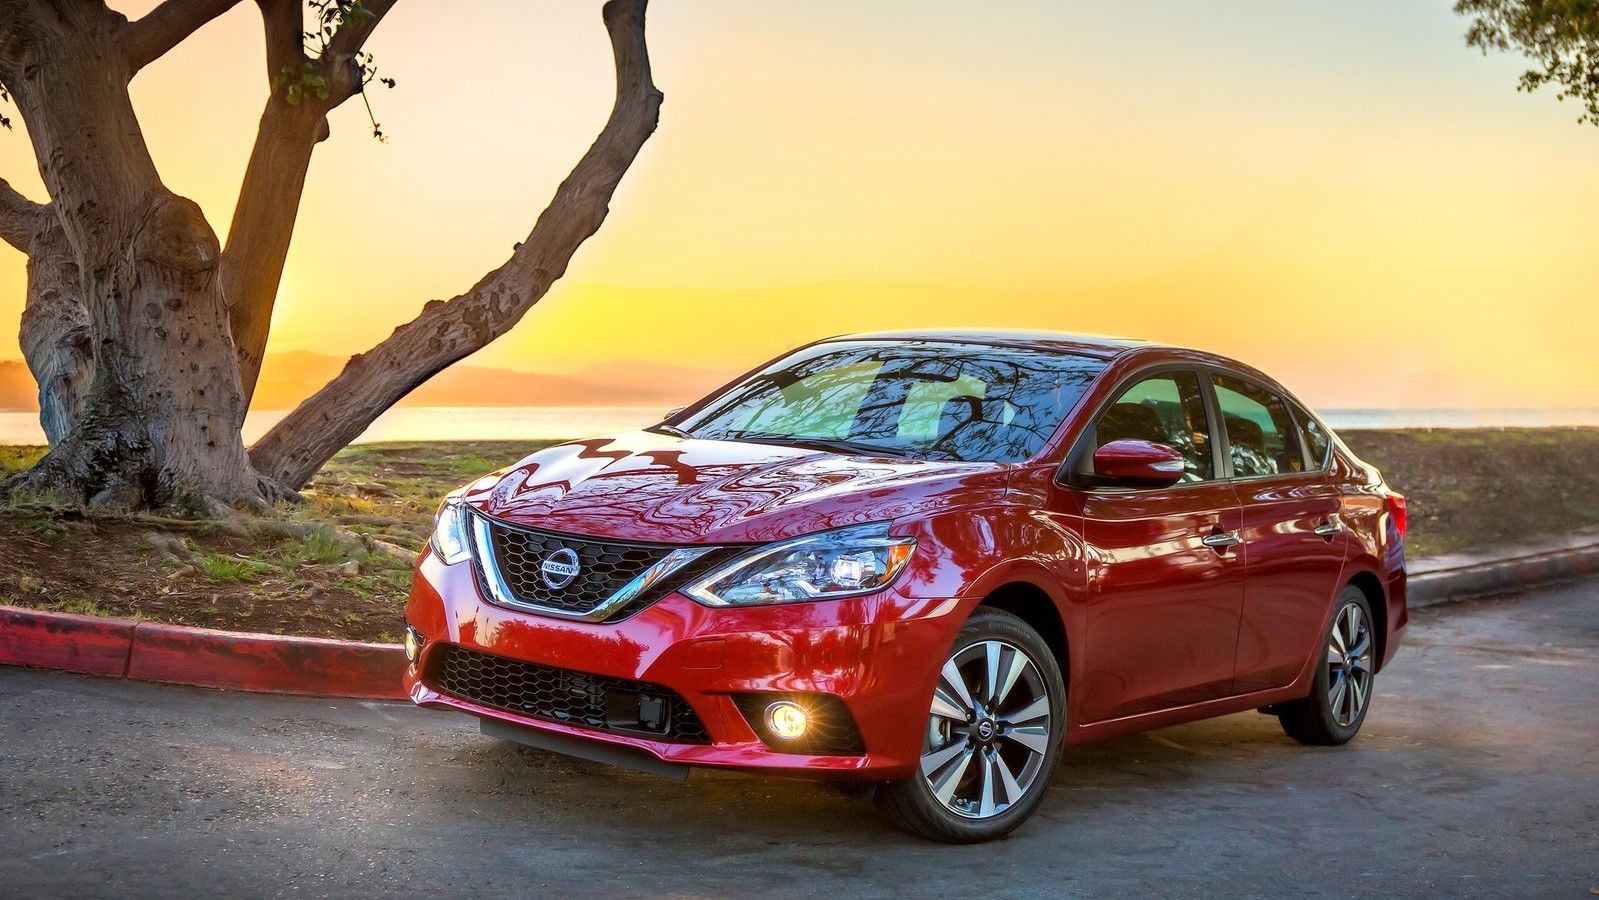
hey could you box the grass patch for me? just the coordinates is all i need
[295,527,352,565]
[0,445,46,476]
[199,553,272,583]
[1,431,1586,640]
[35,597,113,617]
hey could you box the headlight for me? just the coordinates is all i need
[685,523,915,607]
[430,492,473,566]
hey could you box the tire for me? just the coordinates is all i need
[1278,586,1377,746]
[877,607,1066,843]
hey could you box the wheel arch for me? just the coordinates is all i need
[1344,569,1389,672]
[977,580,1070,682]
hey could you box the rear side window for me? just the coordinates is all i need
[1212,375,1304,478]
[1294,405,1331,470]
[1093,371,1214,482]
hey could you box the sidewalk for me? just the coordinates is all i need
[1409,526,1599,608]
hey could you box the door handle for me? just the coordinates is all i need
[1202,530,1242,549]
[1313,520,1342,538]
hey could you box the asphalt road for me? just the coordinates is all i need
[2,580,1595,899]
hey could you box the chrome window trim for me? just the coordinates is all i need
[468,512,712,622]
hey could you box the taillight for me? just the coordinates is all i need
[1386,492,1408,539]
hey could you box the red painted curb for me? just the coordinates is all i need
[0,604,406,700]
[0,606,136,677]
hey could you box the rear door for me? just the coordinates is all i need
[1209,373,1349,693]
[1068,369,1247,722]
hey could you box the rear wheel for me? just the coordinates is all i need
[877,608,1065,843]
[1278,586,1376,745]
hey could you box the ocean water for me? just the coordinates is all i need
[0,405,1596,446]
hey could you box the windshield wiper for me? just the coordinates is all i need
[650,423,694,439]
[727,433,910,458]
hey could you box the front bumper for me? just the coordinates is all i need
[403,549,966,779]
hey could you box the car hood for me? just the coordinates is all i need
[461,431,1007,544]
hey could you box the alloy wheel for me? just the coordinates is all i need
[920,639,1053,819]
[1326,601,1374,727]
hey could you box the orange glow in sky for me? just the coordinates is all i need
[0,1,1595,409]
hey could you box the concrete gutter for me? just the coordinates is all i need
[1408,527,1599,608]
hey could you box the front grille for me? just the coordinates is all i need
[483,518,673,615]
[426,644,710,743]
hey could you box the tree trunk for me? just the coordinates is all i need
[0,180,91,445]
[250,0,662,490]
[19,223,92,444]
[1,2,263,510]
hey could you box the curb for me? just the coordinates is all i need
[0,605,406,700]
[1408,529,1599,608]
[5,531,1597,697]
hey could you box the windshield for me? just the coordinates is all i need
[667,340,1106,463]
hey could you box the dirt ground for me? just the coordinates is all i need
[0,429,1593,640]
[0,441,545,642]
[1340,428,1599,557]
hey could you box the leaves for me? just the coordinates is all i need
[268,1,396,140]
[1455,0,1599,126]
[273,63,332,106]
[304,0,375,56]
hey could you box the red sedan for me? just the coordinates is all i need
[404,331,1408,842]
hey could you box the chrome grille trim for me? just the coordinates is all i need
[469,512,713,622]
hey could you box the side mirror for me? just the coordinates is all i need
[664,406,686,419]
[1091,439,1186,488]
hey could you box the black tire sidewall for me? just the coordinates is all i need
[1310,586,1375,742]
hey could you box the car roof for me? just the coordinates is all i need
[820,329,1152,360]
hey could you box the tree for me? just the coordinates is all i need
[0,0,661,512]
[1456,0,1599,125]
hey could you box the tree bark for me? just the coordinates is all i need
[19,222,92,444]
[250,0,662,490]
[0,179,89,445]
[1,1,261,510]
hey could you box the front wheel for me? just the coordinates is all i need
[877,608,1065,843]
[1278,586,1376,746]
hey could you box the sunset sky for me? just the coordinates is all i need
[0,1,1595,410]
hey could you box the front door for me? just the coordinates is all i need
[1065,369,1247,723]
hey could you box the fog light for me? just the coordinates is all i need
[404,626,425,664]
[765,700,809,740]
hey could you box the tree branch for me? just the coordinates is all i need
[255,0,304,77]
[250,0,662,489]
[0,175,46,251]
[325,0,398,102]
[329,0,396,61]
[222,0,399,406]
[124,0,244,72]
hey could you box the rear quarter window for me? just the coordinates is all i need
[1294,404,1332,470]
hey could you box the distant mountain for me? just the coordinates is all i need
[0,352,732,412]
[0,361,34,410]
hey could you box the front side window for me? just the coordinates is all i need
[1091,371,1214,482]
[1212,375,1304,478]
[671,340,1106,463]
